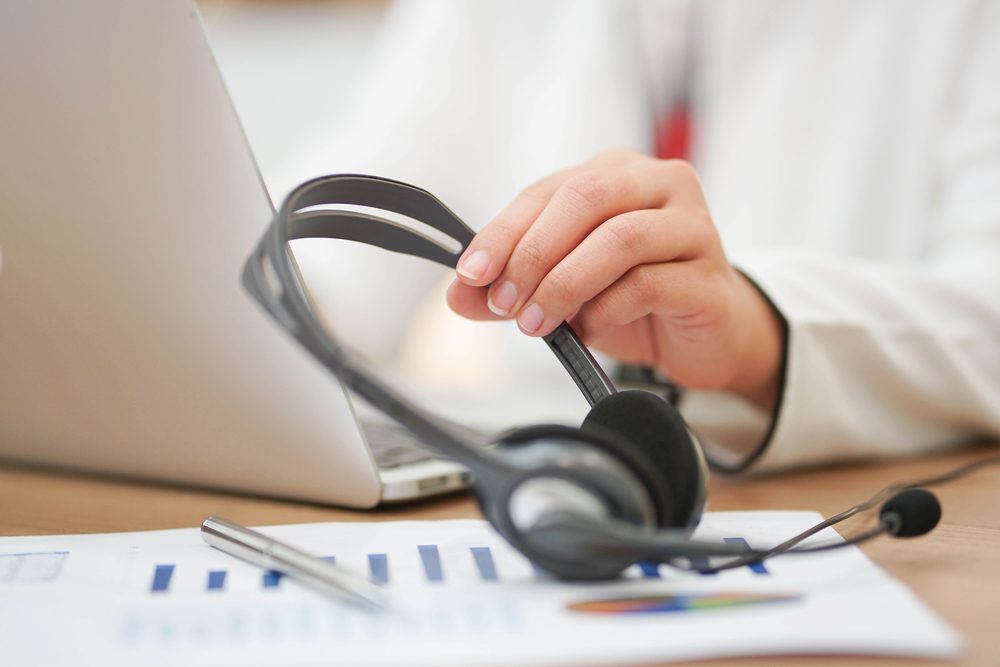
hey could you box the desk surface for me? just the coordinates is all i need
[2,444,997,667]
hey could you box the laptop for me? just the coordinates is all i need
[0,0,474,506]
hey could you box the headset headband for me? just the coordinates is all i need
[243,174,618,479]
[247,174,616,398]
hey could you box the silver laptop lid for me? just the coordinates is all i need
[0,1,385,507]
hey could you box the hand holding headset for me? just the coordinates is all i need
[243,174,989,580]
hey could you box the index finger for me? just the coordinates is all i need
[488,159,707,321]
[454,166,578,287]
[454,150,647,287]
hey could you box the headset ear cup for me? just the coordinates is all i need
[582,390,705,529]
[493,423,674,530]
[483,424,667,579]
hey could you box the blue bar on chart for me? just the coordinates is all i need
[470,547,498,581]
[368,553,389,584]
[418,544,443,582]
[724,537,769,574]
[638,561,661,578]
[207,570,227,591]
[262,570,283,588]
[150,564,174,592]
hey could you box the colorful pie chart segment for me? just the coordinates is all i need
[567,592,801,614]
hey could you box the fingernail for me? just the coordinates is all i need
[488,281,518,315]
[457,249,490,280]
[518,303,545,334]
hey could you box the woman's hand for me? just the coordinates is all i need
[447,149,785,410]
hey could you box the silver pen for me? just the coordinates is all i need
[200,516,388,610]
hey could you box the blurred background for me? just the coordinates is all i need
[198,0,387,202]
[189,0,998,457]
[195,0,597,427]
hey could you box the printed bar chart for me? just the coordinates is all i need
[143,545,505,595]
[0,515,965,665]
[143,537,769,597]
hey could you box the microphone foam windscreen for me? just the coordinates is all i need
[879,488,942,537]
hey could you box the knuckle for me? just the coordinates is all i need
[519,180,551,202]
[616,169,644,205]
[584,295,616,328]
[561,169,642,215]
[478,216,527,259]
[687,212,721,250]
[690,207,714,228]
[517,178,553,202]
[540,269,578,305]
[487,216,520,243]
[681,212,712,242]
[596,147,640,165]
[626,265,658,302]
[514,239,548,273]
[561,172,610,211]
[661,158,696,179]
[603,214,645,255]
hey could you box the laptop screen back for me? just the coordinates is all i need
[0,1,383,506]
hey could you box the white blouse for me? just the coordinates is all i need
[279,0,1000,471]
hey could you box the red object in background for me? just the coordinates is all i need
[656,105,691,160]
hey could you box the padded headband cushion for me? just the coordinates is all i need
[582,390,702,528]
[494,423,676,529]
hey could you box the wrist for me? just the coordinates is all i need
[727,272,786,411]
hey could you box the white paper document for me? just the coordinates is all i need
[0,512,961,666]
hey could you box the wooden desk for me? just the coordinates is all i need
[2,444,997,666]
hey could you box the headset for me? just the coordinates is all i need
[243,173,992,580]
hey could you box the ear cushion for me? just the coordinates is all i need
[495,423,676,530]
[582,390,703,528]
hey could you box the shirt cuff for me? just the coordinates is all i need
[679,259,791,473]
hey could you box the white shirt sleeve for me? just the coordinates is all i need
[697,3,1000,471]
